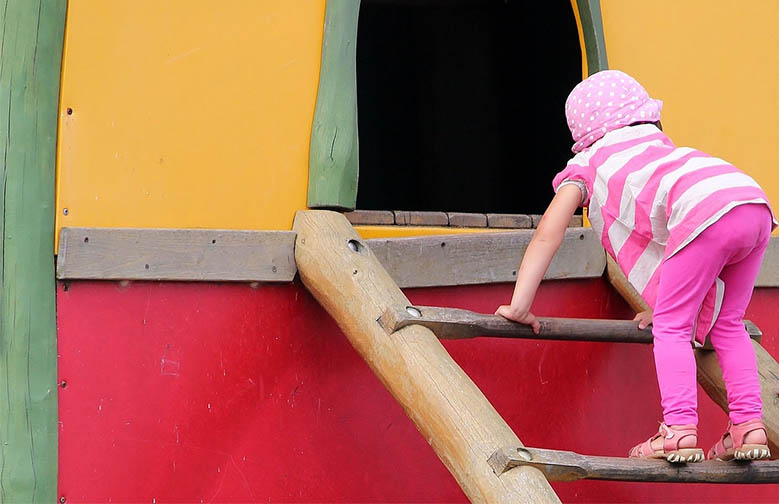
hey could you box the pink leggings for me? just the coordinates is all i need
[653,203,772,426]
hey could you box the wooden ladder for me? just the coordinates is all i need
[294,210,779,501]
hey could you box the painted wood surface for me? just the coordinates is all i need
[56,279,779,502]
[57,228,297,282]
[0,1,66,501]
[293,210,559,503]
[601,1,779,224]
[572,0,608,75]
[307,0,361,209]
[55,1,325,247]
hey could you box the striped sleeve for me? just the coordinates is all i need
[553,153,596,207]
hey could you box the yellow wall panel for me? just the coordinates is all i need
[56,0,326,242]
[601,1,779,228]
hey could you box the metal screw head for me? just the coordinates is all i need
[63,208,69,216]
[406,306,422,318]
[60,497,66,504]
[516,448,532,462]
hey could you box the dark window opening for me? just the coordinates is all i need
[356,0,582,215]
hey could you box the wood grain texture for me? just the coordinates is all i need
[367,228,605,288]
[344,210,395,225]
[0,1,66,501]
[606,253,779,452]
[57,228,297,281]
[490,446,779,483]
[307,0,361,209]
[380,305,761,344]
[394,210,449,226]
[447,212,487,228]
[293,210,560,503]
[486,214,532,229]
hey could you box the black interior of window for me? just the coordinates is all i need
[356,0,582,214]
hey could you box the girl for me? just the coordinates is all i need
[496,70,776,463]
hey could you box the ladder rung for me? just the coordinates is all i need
[379,305,762,348]
[488,446,779,483]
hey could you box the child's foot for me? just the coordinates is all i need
[708,419,771,461]
[629,423,704,463]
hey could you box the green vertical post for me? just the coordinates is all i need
[0,0,67,502]
[577,0,609,74]
[307,0,361,210]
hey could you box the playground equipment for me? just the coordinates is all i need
[3,0,779,502]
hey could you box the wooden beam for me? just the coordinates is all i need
[379,305,761,345]
[57,227,297,282]
[367,228,606,288]
[0,1,66,501]
[605,254,779,453]
[489,446,779,483]
[293,210,560,503]
[307,0,361,209]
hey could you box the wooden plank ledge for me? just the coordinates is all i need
[379,305,762,346]
[293,210,560,503]
[488,446,779,483]
[367,227,605,288]
[57,227,297,282]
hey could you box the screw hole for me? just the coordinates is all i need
[440,242,446,248]
[62,282,70,292]
[211,239,216,244]
[512,271,517,276]
[271,266,277,273]
[353,269,358,275]
[579,234,585,240]
[60,380,67,389]
[66,108,73,115]
[144,264,150,270]
[347,239,363,253]
[83,237,89,243]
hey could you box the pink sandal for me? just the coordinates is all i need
[707,419,771,461]
[629,423,704,463]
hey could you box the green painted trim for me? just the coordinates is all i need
[0,0,66,501]
[577,0,609,74]
[307,0,361,210]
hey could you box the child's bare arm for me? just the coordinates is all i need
[495,184,582,333]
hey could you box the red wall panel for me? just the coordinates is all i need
[56,279,779,502]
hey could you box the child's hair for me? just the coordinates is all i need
[565,70,662,153]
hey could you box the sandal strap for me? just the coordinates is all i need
[660,423,698,452]
[728,418,766,450]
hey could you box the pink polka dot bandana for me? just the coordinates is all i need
[565,70,663,153]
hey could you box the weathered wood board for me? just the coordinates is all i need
[367,228,606,288]
[57,227,297,282]
[0,1,66,501]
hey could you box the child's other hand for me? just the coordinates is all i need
[633,310,653,330]
[495,305,541,334]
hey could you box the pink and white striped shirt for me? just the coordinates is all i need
[553,124,776,336]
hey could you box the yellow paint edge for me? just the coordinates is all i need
[355,225,508,240]
[569,0,588,78]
